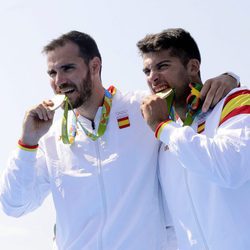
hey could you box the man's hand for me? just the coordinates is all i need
[20,100,55,146]
[140,95,169,131]
[200,74,238,112]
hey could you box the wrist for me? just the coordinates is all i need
[154,119,172,139]
[20,134,39,147]
[149,120,165,132]
[223,72,241,87]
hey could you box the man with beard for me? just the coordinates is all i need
[0,31,239,250]
[139,28,250,249]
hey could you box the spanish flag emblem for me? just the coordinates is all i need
[117,116,130,129]
[219,89,250,126]
[197,121,206,133]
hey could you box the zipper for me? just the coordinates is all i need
[184,169,209,250]
[91,120,96,130]
[95,134,107,250]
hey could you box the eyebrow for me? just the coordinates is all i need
[47,63,76,75]
[143,59,171,73]
[60,63,76,69]
[157,59,171,65]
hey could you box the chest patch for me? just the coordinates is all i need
[116,110,130,129]
[196,110,211,134]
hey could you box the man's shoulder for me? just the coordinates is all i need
[215,87,250,127]
[211,87,249,111]
[114,89,150,104]
[195,87,249,129]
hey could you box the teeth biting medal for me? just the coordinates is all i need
[48,94,66,111]
[156,88,175,120]
[156,88,173,99]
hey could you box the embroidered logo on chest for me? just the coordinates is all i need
[163,144,169,151]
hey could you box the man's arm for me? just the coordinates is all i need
[201,72,239,112]
[0,100,55,217]
[0,147,50,217]
[142,88,250,188]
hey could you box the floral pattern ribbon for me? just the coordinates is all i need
[183,82,203,126]
[61,87,116,144]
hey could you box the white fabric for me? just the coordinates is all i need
[0,89,177,250]
[159,87,250,250]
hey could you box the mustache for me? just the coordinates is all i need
[59,82,76,90]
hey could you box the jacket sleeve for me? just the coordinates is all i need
[0,147,50,217]
[156,107,250,189]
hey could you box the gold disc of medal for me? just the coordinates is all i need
[156,88,173,99]
[48,94,66,111]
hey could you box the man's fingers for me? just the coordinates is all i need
[43,99,54,109]
[211,86,225,107]
[29,104,54,121]
[201,73,238,112]
[200,79,212,100]
[201,85,216,113]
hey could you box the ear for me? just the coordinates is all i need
[89,57,101,76]
[187,59,200,76]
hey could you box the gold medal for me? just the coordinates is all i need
[156,88,173,99]
[48,94,66,111]
[156,88,174,115]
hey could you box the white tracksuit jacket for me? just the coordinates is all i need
[0,89,176,250]
[157,87,250,250]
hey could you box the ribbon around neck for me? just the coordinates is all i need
[61,87,116,144]
[183,82,203,126]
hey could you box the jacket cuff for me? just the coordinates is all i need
[155,119,182,144]
[16,147,38,161]
[223,71,241,87]
[155,119,173,139]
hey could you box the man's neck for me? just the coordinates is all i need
[175,80,203,122]
[77,86,105,121]
[175,103,188,122]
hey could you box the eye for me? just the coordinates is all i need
[48,70,56,78]
[62,64,75,72]
[143,68,150,76]
[158,63,169,70]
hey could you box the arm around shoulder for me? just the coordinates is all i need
[157,88,250,188]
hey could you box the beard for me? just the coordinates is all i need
[61,70,93,110]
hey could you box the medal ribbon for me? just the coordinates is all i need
[61,87,116,144]
[183,82,203,126]
[166,89,175,121]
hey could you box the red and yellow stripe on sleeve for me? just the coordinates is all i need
[155,119,172,139]
[18,140,39,152]
[219,89,250,126]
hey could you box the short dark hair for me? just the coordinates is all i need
[137,28,201,66]
[43,30,102,64]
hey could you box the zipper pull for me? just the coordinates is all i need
[91,120,95,130]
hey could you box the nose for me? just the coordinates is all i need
[50,72,68,94]
[54,72,68,89]
[148,70,160,87]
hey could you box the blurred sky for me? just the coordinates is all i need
[0,0,249,249]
